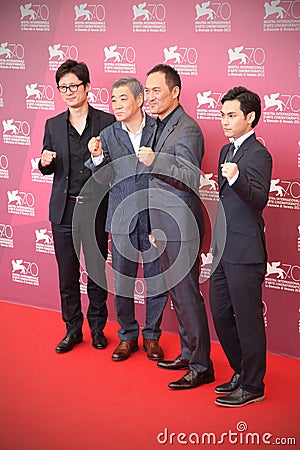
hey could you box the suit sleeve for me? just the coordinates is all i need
[38,120,56,175]
[150,123,204,193]
[86,132,114,185]
[231,147,272,210]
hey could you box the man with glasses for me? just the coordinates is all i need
[39,59,115,353]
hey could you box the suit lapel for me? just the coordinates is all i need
[60,111,70,173]
[219,134,256,190]
[114,113,156,154]
[218,145,229,189]
[90,107,100,137]
[149,121,158,149]
[114,121,135,155]
[141,116,155,147]
[231,133,256,164]
[154,106,183,154]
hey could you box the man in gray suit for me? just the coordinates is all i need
[138,64,214,389]
[87,77,168,362]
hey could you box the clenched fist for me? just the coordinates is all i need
[88,136,102,157]
[137,146,155,167]
[41,150,56,167]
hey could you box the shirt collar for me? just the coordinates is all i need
[66,105,92,123]
[230,129,254,149]
[158,104,180,126]
[121,112,146,135]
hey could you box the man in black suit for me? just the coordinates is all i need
[38,60,115,353]
[138,64,214,390]
[209,86,272,407]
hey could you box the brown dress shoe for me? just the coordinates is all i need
[112,340,138,361]
[143,339,164,360]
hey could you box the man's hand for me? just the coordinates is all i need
[149,234,157,248]
[221,162,238,181]
[138,146,155,167]
[88,136,102,157]
[41,150,56,167]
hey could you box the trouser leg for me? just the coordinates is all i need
[157,240,211,372]
[77,199,108,333]
[111,232,139,340]
[138,225,168,340]
[51,201,83,336]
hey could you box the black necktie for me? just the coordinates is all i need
[226,142,235,162]
[153,118,164,150]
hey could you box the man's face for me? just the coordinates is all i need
[145,71,179,120]
[111,85,143,123]
[221,99,254,140]
[57,73,89,109]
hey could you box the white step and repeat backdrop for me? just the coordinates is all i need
[0,0,299,357]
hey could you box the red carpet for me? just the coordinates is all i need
[0,301,299,450]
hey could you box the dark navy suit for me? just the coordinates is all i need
[86,114,168,341]
[209,133,272,393]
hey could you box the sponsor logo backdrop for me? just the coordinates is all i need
[0,0,299,357]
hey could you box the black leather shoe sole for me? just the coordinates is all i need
[215,388,264,407]
[215,394,264,407]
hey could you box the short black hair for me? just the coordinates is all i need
[55,59,90,86]
[221,86,261,128]
[147,64,181,99]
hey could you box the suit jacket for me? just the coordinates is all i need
[148,105,205,242]
[212,133,272,264]
[86,113,156,235]
[38,105,115,224]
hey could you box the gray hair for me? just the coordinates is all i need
[112,77,144,100]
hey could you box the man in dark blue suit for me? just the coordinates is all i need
[39,60,115,353]
[87,77,168,362]
[209,86,272,407]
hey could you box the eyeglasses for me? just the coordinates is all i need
[57,82,84,93]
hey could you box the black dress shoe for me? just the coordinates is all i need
[157,354,189,370]
[92,331,108,349]
[215,387,264,407]
[168,369,215,390]
[55,334,83,353]
[214,372,241,394]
